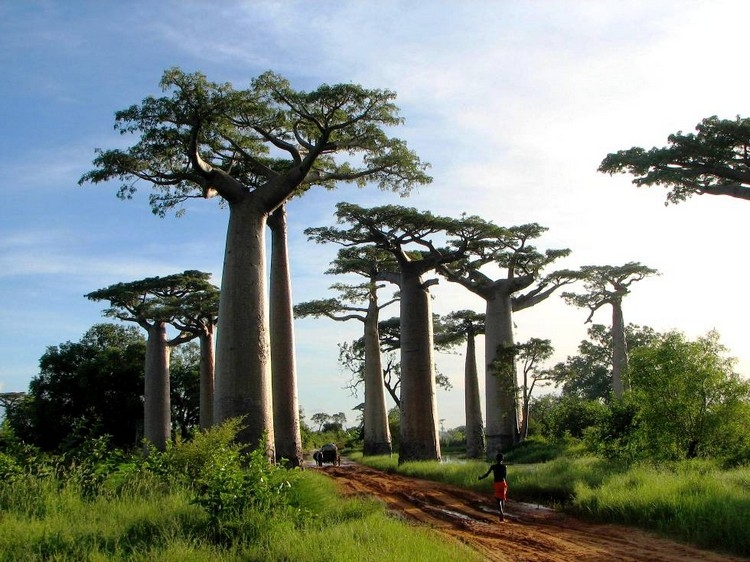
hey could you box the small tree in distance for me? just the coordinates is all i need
[513,337,554,440]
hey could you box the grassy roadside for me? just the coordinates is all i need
[353,449,750,558]
[0,457,482,562]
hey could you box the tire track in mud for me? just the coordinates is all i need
[316,462,749,562]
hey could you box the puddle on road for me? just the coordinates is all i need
[432,507,473,521]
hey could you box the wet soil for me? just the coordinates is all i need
[314,460,749,562]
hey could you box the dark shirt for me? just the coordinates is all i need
[483,462,507,482]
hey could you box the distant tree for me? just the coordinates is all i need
[629,330,750,461]
[600,115,750,203]
[329,412,347,431]
[5,324,145,452]
[166,280,219,430]
[295,246,397,456]
[339,337,401,407]
[440,221,577,451]
[0,393,25,421]
[80,68,430,455]
[513,338,554,440]
[338,315,453,408]
[86,270,218,451]
[438,310,486,458]
[562,262,659,398]
[550,323,658,401]
[307,203,482,462]
[170,342,200,440]
[532,394,609,442]
[310,412,331,432]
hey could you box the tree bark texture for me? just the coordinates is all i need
[269,206,303,467]
[363,292,392,456]
[398,268,441,463]
[144,322,171,451]
[485,292,520,454]
[611,299,628,398]
[214,201,275,459]
[198,328,215,430]
[464,330,486,459]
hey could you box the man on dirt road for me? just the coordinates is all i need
[479,453,508,521]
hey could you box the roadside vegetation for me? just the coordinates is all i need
[0,420,480,562]
[355,440,750,558]
[4,319,749,559]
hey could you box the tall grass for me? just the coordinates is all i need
[571,460,750,555]
[354,452,750,557]
[0,426,483,562]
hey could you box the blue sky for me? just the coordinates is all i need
[2,1,749,429]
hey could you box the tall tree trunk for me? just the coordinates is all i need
[214,202,275,459]
[144,321,171,451]
[464,330,486,459]
[269,206,303,467]
[484,292,520,454]
[398,269,441,463]
[611,298,628,398]
[363,288,392,456]
[198,327,215,430]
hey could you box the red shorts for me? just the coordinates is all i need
[493,481,508,501]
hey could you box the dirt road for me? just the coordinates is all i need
[316,461,748,562]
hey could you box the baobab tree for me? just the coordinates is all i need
[599,115,750,204]
[80,68,431,455]
[86,270,219,451]
[167,282,220,430]
[295,247,397,455]
[562,262,659,398]
[549,323,659,401]
[307,203,484,462]
[440,222,577,452]
[268,205,304,466]
[439,310,486,458]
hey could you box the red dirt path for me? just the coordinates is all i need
[314,460,749,562]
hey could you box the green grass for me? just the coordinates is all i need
[570,460,750,555]
[353,451,750,558]
[0,461,483,562]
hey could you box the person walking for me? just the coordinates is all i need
[479,452,508,521]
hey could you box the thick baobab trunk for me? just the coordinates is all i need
[398,270,441,463]
[464,330,486,459]
[485,293,520,454]
[214,201,275,459]
[198,327,215,430]
[363,291,392,456]
[269,206,303,467]
[611,298,628,398]
[144,321,171,451]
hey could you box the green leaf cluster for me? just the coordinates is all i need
[599,115,750,203]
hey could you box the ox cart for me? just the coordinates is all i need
[313,443,341,466]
